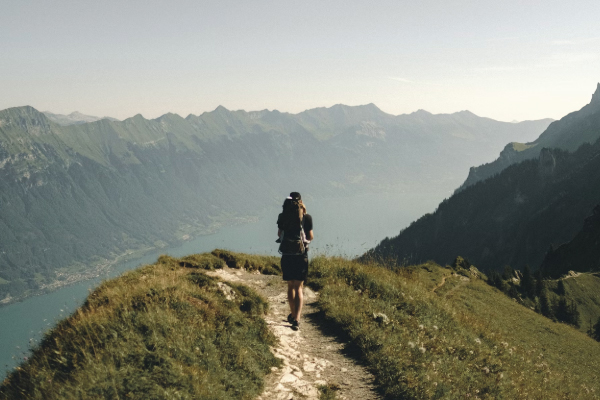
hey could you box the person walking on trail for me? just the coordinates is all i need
[277,192,313,331]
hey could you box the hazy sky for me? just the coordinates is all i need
[1,0,599,121]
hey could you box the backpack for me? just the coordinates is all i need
[277,199,306,255]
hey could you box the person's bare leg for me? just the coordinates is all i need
[287,281,297,318]
[291,280,304,321]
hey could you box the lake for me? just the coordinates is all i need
[0,190,444,376]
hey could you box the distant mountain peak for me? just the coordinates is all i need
[590,82,600,106]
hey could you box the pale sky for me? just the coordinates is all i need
[1,0,599,122]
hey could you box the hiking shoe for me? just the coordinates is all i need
[287,314,294,324]
[291,319,300,331]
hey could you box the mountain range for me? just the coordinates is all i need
[365,84,600,276]
[42,111,120,126]
[461,83,600,189]
[0,104,551,301]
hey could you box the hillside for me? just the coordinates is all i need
[540,205,600,278]
[461,83,600,189]
[0,104,550,302]
[3,252,599,399]
[364,103,600,273]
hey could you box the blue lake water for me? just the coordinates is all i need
[0,190,443,376]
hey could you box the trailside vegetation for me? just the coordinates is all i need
[308,256,600,399]
[0,253,280,400]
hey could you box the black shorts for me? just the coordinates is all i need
[281,253,308,282]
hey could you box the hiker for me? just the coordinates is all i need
[277,192,313,331]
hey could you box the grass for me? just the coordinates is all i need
[548,272,600,333]
[318,383,340,399]
[308,256,600,399]
[0,253,281,400]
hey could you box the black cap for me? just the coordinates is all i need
[290,192,301,200]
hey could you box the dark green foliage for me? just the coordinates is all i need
[592,317,600,341]
[541,204,600,279]
[365,89,600,275]
[520,265,536,299]
[556,279,566,296]
[502,265,514,281]
[539,287,554,319]
[534,269,544,297]
[486,271,505,291]
[365,139,600,276]
[554,297,580,328]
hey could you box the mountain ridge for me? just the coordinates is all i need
[461,82,600,189]
[0,103,551,303]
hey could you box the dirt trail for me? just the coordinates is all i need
[432,273,470,297]
[207,267,380,400]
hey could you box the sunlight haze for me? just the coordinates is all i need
[1,0,599,121]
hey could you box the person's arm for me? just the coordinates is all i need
[306,230,313,241]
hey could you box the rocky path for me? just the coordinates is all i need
[207,267,381,400]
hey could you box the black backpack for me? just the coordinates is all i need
[277,199,306,255]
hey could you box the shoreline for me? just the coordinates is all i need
[0,215,260,308]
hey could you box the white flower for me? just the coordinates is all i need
[475,338,481,344]
[433,325,438,330]
[408,341,416,348]
[419,346,426,353]
[419,324,424,330]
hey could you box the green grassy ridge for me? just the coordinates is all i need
[0,252,281,400]
[308,256,600,399]
[548,273,600,334]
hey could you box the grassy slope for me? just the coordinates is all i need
[0,251,281,400]
[549,273,600,334]
[3,251,599,399]
[308,256,600,399]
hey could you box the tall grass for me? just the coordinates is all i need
[308,256,600,399]
[0,253,280,400]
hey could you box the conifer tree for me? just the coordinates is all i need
[521,265,535,299]
[568,300,580,328]
[554,296,569,323]
[557,279,566,296]
[502,265,514,281]
[539,287,553,319]
[534,270,544,297]
[593,317,600,342]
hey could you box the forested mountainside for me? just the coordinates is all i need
[540,205,600,278]
[364,135,600,273]
[0,104,550,300]
[461,83,600,189]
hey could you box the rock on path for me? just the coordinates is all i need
[207,267,380,400]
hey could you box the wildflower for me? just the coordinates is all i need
[419,346,426,354]
[474,338,481,344]
[469,350,474,355]
[482,366,490,374]
[502,342,509,348]
[408,341,416,348]
[419,324,424,330]
[433,325,438,330]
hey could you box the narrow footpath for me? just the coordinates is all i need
[207,267,381,400]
